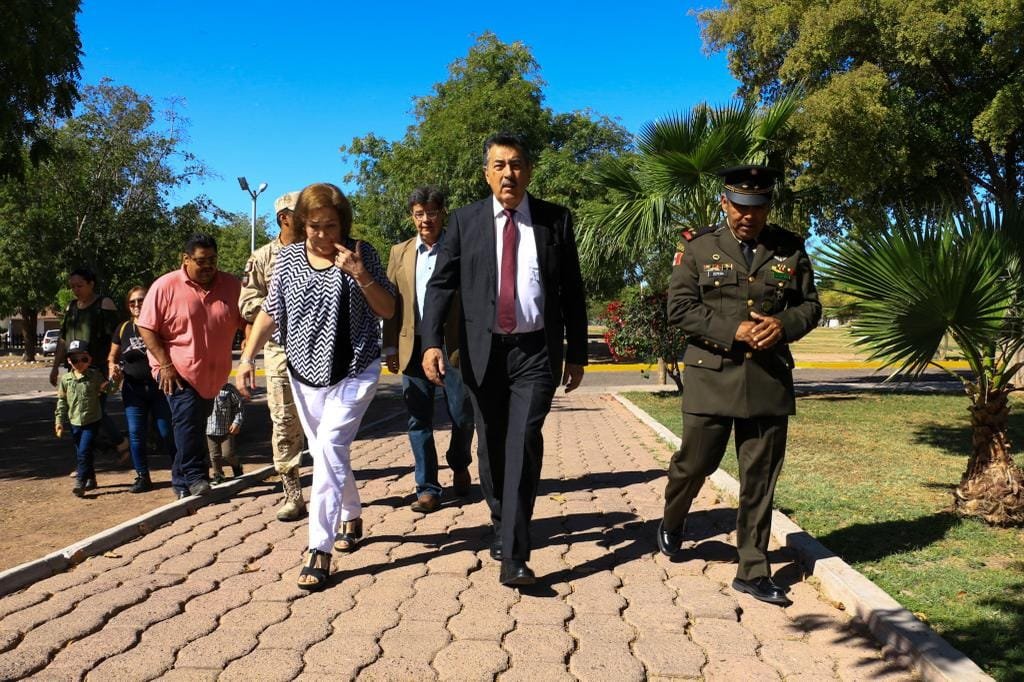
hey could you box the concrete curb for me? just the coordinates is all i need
[0,406,408,599]
[0,465,276,597]
[611,392,992,682]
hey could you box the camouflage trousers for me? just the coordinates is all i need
[264,342,304,474]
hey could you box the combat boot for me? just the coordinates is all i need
[276,469,306,521]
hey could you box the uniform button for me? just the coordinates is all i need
[744,352,752,359]
[714,281,721,287]
[747,299,754,306]
[778,282,784,288]
[697,360,703,365]
[748,276,755,283]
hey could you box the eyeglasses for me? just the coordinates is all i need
[187,255,218,267]
[69,356,89,365]
[412,210,441,221]
[128,299,144,307]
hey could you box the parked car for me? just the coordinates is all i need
[41,329,60,356]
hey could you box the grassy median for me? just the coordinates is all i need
[625,390,1024,681]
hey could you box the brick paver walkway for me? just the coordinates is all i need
[0,394,914,681]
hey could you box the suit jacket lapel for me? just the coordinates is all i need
[479,198,497,292]
[749,240,772,274]
[528,194,550,283]
[402,238,418,327]
[716,228,749,273]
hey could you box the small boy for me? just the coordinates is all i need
[206,382,244,485]
[55,340,118,496]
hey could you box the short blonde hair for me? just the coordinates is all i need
[294,183,353,240]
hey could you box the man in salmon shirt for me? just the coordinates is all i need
[137,234,245,499]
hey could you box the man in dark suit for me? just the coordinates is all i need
[421,133,588,586]
[658,165,821,605]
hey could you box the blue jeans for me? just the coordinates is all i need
[71,421,100,482]
[98,393,127,449]
[122,377,175,476]
[166,379,214,493]
[402,360,474,497]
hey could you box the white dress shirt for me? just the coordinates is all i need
[492,195,544,333]
[415,232,442,322]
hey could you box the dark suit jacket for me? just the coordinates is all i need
[421,193,589,387]
[382,234,462,374]
[668,222,821,418]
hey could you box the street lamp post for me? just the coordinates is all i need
[237,177,268,253]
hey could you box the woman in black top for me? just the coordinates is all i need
[109,286,176,493]
[50,267,131,466]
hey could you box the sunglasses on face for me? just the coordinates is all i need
[69,356,89,365]
[128,299,145,306]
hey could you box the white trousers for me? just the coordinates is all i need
[290,363,380,553]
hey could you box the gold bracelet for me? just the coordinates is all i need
[359,279,376,290]
[159,362,174,370]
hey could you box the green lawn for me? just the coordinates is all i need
[626,391,1024,681]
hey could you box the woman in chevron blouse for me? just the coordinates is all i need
[236,183,396,591]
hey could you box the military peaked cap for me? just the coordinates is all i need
[717,165,782,207]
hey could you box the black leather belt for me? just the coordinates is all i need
[492,330,545,346]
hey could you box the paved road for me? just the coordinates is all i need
[0,393,914,680]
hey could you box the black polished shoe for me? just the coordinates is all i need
[731,576,792,605]
[499,559,536,586]
[489,538,502,561]
[188,480,212,497]
[656,520,684,557]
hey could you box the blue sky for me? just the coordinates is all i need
[77,1,740,229]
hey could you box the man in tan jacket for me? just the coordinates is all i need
[383,186,474,513]
[238,191,307,521]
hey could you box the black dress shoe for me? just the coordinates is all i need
[489,538,502,561]
[499,559,535,586]
[731,576,791,605]
[657,520,684,557]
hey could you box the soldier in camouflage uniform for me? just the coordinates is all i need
[239,191,307,521]
[658,166,821,605]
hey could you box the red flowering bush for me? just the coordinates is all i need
[598,289,687,390]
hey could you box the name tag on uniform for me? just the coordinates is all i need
[703,263,733,277]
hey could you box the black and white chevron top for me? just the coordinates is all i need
[263,239,394,387]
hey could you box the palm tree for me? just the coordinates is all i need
[577,93,801,287]
[820,205,1024,525]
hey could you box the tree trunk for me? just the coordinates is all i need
[955,390,1024,525]
[20,307,38,362]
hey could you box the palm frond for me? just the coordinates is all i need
[820,208,1021,383]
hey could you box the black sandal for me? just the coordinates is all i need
[334,518,363,553]
[297,548,331,591]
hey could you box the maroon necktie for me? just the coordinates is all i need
[497,209,517,333]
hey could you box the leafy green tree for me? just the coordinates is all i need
[0,0,82,178]
[212,211,271,278]
[0,80,207,359]
[700,0,1024,234]
[578,95,800,292]
[820,204,1024,524]
[341,32,630,274]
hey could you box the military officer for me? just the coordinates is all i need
[657,165,821,606]
[238,191,307,521]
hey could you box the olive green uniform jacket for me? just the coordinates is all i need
[669,222,821,418]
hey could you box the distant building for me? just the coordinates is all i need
[2,309,61,340]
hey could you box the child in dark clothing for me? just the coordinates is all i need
[206,382,244,484]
